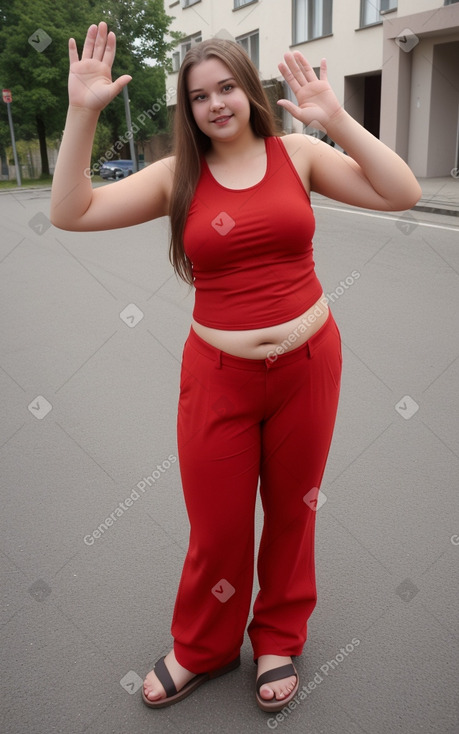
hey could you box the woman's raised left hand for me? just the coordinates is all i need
[277,52,342,130]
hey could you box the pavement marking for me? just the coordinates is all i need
[313,204,459,232]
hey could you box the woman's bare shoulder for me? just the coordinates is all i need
[142,154,176,201]
[277,132,318,153]
[277,132,304,144]
[157,154,176,171]
[275,133,314,193]
[147,153,176,180]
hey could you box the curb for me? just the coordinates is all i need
[1,187,457,218]
[0,186,52,195]
[413,203,459,218]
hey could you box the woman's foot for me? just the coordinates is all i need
[256,654,297,701]
[143,649,196,702]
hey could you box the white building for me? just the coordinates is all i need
[164,0,459,177]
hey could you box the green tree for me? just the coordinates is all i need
[95,0,181,66]
[92,0,183,152]
[0,0,181,176]
[0,0,93,174]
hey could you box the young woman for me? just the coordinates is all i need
[50,22,421,713]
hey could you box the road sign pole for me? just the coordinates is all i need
[5,100,21,187]
[123,86,137,173]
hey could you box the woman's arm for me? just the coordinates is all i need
[278,54,422,211]
[50,22,172,231]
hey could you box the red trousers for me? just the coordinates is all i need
[171,309,342,673]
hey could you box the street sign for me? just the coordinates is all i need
[2,89,12,103]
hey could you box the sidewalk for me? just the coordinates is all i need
[414,175,459,216]
[2,174,458,215]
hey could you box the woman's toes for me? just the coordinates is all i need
[260,684,276,700]
[277,682,291,698]
[257,656,297,703]
[259,676,296,701]
[143,672,165,701]
[144,687,164,701]
[143,651,197,702]
[144,687,162,701]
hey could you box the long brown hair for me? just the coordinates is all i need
[169,38,277,285]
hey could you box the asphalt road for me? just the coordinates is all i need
[1,186,458,734]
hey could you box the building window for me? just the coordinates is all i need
[360,0,397,27]
[236,30,260,68]
[182,0,201,8]
[234,0,257,7]
[293,0,333,44]
[172,32,202,71]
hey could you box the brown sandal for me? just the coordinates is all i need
[142,654,240,708]
[256,663,299,712]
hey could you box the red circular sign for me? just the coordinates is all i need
[2,89,12,103]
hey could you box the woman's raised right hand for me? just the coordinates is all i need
[68,22,132,111]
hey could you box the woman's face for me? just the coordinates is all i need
[187,57,251,142]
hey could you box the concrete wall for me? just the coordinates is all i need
[164,0,459,175]
[428,40,459,176]
[401,0,445,15]
[407,40,434,176]
[165,0,385,135]
[381,4,459,175]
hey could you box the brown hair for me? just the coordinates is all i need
[169,38,277,284]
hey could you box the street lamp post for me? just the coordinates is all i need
[2,89,21,187]
[123,86,137,173]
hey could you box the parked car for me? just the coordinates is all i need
[99,160,134,179]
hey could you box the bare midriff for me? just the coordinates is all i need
[191,293,329,360]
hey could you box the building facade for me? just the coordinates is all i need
[164,0,459,177]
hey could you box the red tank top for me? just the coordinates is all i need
[183,135,323,330]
